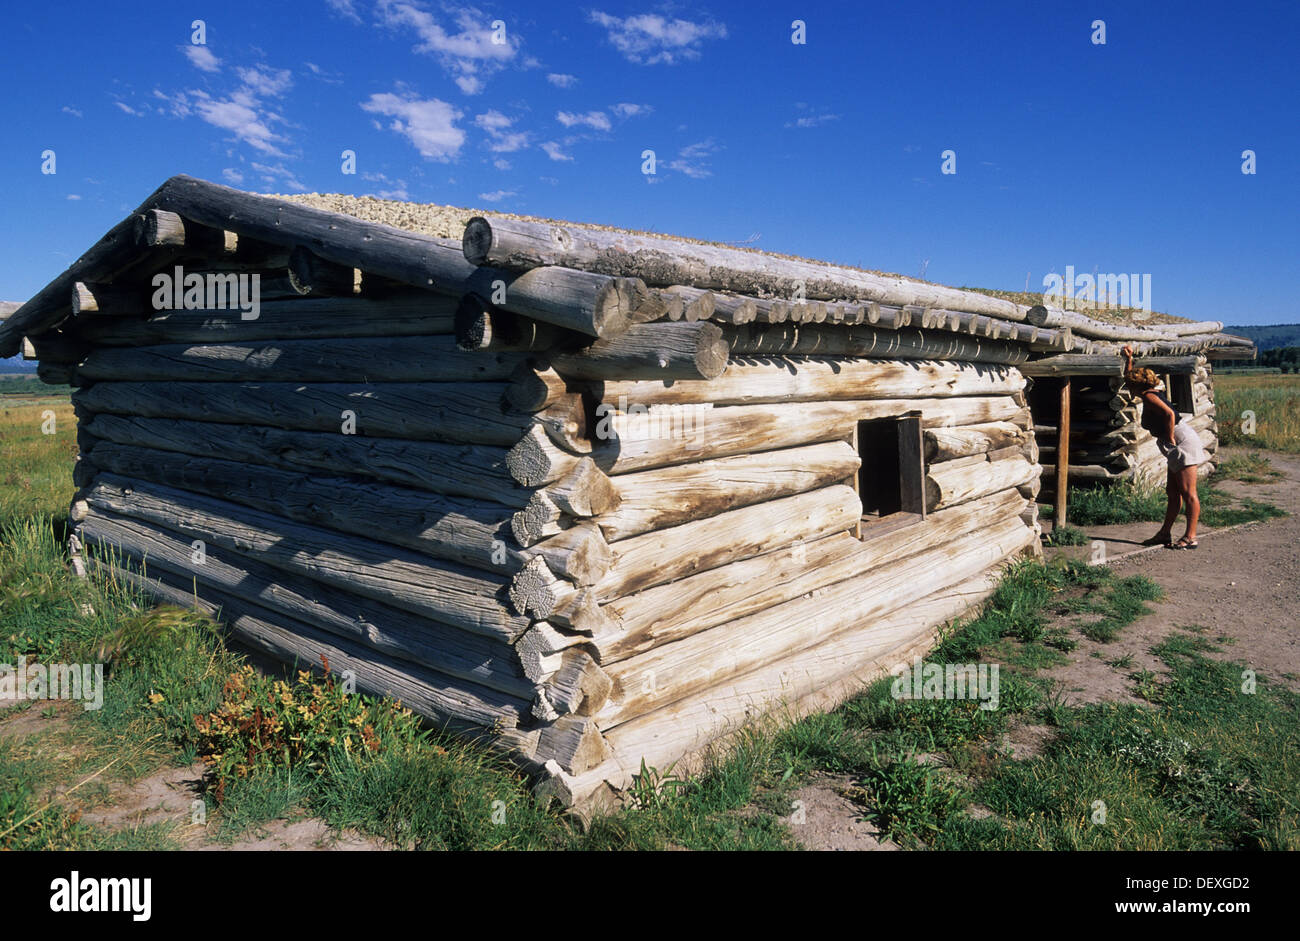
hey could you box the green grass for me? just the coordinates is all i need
[1044,524,1087,546]
[1216,373,1300,453]
[846,753,965,842]
[1048,475,1286,529]
[1214,451,1284,483]
[1069,572,1164,643]
[834,560,1296,850]
[928,638,1299,850]
[1058,478,1166,525]
[0,400,77,525]
[928,558,1114,660]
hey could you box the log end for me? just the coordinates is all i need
[462,216,494,266]
[591,280,633,340]
[695,321,730,380]
[455,293,496,350]
[508,556,561,618]
[1026,304,1051,327]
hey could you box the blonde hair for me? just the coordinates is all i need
[1126,366,1160,391]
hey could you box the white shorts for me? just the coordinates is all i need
[1158,422,1209,471]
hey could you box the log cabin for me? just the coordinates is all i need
[1019,344,1252,506]
[0,176,1252,808]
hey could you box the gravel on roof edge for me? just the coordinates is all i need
[272,191,1195,325]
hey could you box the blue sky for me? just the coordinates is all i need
[1,0,1296,324]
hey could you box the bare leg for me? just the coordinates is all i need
[1158,471,1181,541]
[1181,466,1200,542]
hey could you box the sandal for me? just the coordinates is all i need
[1170,537,1199,550]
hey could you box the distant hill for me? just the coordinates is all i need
[1224,324,1300,351]
[1,356,36,374]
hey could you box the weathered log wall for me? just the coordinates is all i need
[47,213,1041,807]
[496,355,1041,800]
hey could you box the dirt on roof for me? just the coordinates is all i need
[961,288,1192,326]
[277,192,1195,326]
[277,191,917,279]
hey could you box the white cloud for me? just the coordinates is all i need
[189,95,282,153]
[667,139,719,178]
[235,65,292,97]
[61,106,83,118]
[359,171,412,199]
[547,72,578,88]
[66,194,82,201]
[786,113,839,128]
[493,157,511,170]
[475,109,530,152]
[304,61,344,84]
[158,64,294,155]
[363,92,465,160]
[589,11,726,64]
[557,110,610,131]
[222,168,246,184]
[378,1,518,95]
[611,102,652,119]
[114,101,141,116]
[540,140,572,162]
[183,45,222,72]
[250,161,307,192]
[475,109,511,131]
[327,0,362,22]
[477,189,516,202]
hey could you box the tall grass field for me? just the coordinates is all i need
[0,393,77,525]
[1215,372,1300,453]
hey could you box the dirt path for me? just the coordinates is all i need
[1046,447,1300,696]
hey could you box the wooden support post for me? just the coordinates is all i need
[1055,378,1071,531]
[849,423,861,540]
[898,411,926,518]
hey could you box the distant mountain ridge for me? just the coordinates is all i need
[1,356,36,374]
[1224,324,1300,351]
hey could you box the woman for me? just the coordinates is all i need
[1121,345,1208,549]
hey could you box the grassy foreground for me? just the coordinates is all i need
[2,389,1295,850]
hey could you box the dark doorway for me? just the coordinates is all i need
[855,412,925,538]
